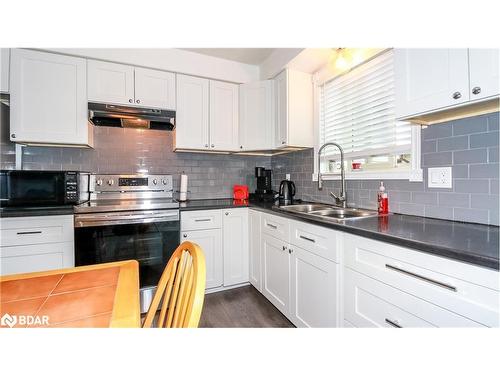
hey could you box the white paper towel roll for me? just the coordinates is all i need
[179,173,188,201]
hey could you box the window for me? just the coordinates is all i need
[318,49,420,179]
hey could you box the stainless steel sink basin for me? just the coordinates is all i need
[273,203,380,222]
[277,204,333,214]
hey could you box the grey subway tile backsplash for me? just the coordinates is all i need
[1,107,498,225]
[271,112,499,225]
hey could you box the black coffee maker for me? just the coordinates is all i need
[252,167,276,202]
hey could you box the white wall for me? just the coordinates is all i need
[259,48,304,79]
[39,48,260,83]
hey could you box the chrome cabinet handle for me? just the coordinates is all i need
[267,223,277,229]
[281,141,286,145]
[225,212,229,216]
[452,91,462,100]
[288,248,293,254]
[472,86,481,95]
[385,264,457,292]
[211,144,215,148]
[17,231,42,235]
[11,134,16,138]
[385,318,402,328]
[183,234,188,238]
[129,99,133,103]
[194,218,211,222]
[240,146,243,149]
[282,245,287,251]
[205,144,209,148]
[299,235,315,243]
[136,99,141,104]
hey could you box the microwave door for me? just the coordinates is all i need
[6,171,65,207]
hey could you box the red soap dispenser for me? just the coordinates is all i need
[378,181,389,214]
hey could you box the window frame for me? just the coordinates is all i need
[312,49,423,182]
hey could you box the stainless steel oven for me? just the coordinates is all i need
[73,174,179,313]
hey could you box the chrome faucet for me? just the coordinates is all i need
[317,142,347,208]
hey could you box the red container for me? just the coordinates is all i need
[233,185,249,200]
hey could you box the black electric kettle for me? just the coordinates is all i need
[279,180,296,205]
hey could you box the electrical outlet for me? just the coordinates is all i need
[428,167,452,188]
[286,174,291,181]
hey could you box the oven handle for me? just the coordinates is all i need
[74,211,179,227]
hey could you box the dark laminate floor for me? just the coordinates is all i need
[199,285,295,328]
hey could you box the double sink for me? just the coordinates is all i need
[273,203,380,223]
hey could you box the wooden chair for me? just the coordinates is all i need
[143,241,206,328]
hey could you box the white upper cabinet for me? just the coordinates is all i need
[468,49,500,101]
[175,74,210,150]
[210,80,239,151]
[10,49,92,147]
[134,67,176,109]
[239,80,274,151]
[222,208,249,286]
[88,60,135,106]
[395,49,470,118]
[1,48,9,93]
[274,69,314,148]
[395,48,499,123]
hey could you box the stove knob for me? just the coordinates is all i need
[162,179,167,185]
[107,179,114,186]
[153,179,158,185]
[96,179,103,186]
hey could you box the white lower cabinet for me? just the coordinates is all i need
[290,246,339,327]
[181,208,249,292]
[181,228,223,289]
[0,215,74,276]
[248,209,262,291]
[261,233,290,316]
[222,208,249,286]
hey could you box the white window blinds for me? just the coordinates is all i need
[319,49,412,160]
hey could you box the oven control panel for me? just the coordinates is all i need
[91,174,173,193]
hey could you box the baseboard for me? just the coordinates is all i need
[205,282,250,294]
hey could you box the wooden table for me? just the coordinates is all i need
[0,260,141,328]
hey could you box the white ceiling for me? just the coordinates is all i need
[181,48,276,65]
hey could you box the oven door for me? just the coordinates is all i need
[74,210,180,312]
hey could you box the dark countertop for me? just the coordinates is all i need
[0,206,75,218]
[180,198,500,271]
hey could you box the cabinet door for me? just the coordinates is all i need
[248,209,262,291]
[261,233,290,315]
[468,49,500,101]
[134,67,176,109]
[274,70,288,147]
[175,74,210,150]
[209,80,239,151]
[395,49,470,118]
[10,49,89,146]
[87,60,135,105]
[222,208,249,286]
[181,229,223,289]
[289,246,338,327]
[239,80,274,151]
[1,48,9,93]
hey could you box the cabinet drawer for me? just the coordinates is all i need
[181,210,222,231]
[344,234,499,327]
[261,213,289,241]
[289,219,340,263]
[345,268,484,327]
[0,242,74,276]
[0,215,74,247]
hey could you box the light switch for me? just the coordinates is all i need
[286,174,291,181]
[428,167,452,188]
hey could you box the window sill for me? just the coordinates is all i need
[312,169,423,182]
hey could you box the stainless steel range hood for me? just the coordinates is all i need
[88,102,175,131]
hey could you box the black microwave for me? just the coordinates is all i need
[0,170,90,208]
